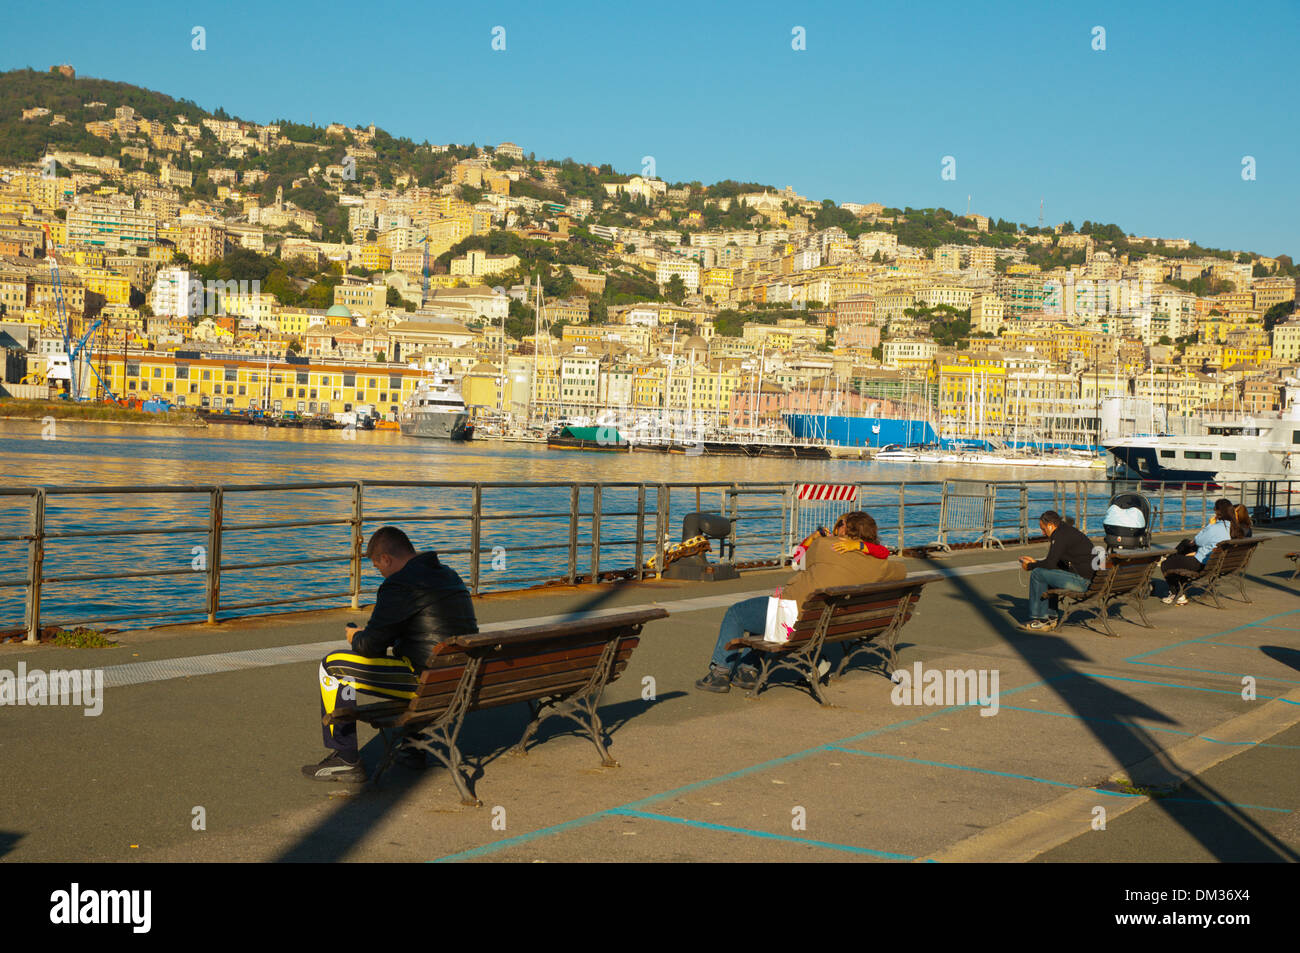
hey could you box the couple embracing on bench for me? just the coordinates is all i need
[695,511,907,693]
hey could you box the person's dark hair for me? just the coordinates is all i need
[841,511,878,544]
[1038,510,1062,528]
[1213,499,1243,538]
[1233,503,1252,532]
[366,526,416,559]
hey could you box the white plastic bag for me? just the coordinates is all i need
[764,597,799,643]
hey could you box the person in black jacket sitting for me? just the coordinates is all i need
[1017,510,1098,631]
[303,526,478,782]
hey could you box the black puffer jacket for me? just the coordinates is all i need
[350,552,478,670]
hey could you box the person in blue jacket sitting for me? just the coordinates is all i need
[1159,498,1242,605]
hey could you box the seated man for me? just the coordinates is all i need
[695,511,905,693]
[1018,510,1096,631]
[303,526,478,782]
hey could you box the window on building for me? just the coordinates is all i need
[225,368,237,381]
[309,389,317,399]
[297,388,306,398]
[1220,452,1236,460]
[1160,450,1175,458]
[297,372,308,385]
[238,385,246,396]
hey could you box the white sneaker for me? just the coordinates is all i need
[1161,594,1176,605]
[817,659,832,679]
[1175,594,1188,606]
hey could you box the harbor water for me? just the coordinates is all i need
[0,419,1139,632]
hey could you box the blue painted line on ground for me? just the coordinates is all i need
[1122,608,1300,663]
[825,747,1293,813]
[433,675,1063,860]
[1111,662,1300,686]
[994,704,1300,749]
[430,811,612,863]
[824,746,1084,790]
[1078,671,1296,696]
[604,808,922,860]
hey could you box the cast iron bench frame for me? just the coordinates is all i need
[323,607,667,805]
[725,575,934,706]
[1164,536,1266,608]
[1044,550,1163,637]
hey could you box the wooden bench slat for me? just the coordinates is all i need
[414,639,635,689]
[444,609,668,651]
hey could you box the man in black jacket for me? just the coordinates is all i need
[303,526,478,781]
[1017,510,1098,631]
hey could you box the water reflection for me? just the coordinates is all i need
[0,420,1114,630]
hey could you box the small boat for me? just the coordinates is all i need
[546,425,630,452]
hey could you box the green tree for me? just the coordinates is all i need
[664,274,687,304]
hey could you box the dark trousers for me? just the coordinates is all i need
[1161,554,1203,594]
[318,651,419,760]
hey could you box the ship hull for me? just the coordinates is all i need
[400,412,474,440]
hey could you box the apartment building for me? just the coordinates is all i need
[883,339,938,370]
[449,249,520,278]
[655,258,701,293]
[333,280,387,317]
[66,200,157,249]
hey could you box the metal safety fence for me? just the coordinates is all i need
[0,477,1294,642]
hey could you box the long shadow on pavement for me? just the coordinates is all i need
[921,552,1298,862]
[274,578,669,862]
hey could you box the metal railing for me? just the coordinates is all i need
[0,477,1294,643]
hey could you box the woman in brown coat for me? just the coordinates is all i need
[695,512,905,693]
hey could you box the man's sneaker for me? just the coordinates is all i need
[694,666,731,693]
[1175,593,1188,606]
[301,752,365,783]
[732,665,759,691]
[1161,593,1176,605]
[1022,619,1054,632]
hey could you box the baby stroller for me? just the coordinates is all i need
[1102,491,1152,551]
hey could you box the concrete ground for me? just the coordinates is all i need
[1,528,1297,863]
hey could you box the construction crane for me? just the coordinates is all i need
[415,234,430,302]
[41,225,115,401]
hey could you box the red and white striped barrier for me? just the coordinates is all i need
[796,483,858,502]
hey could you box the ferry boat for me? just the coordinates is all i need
[399,364,473,441]
[1104,404,1300,485]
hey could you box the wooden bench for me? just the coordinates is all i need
[324,607,667,805]
[1044,550,1163,637]
[1164,536,1266,608]
[725,575,934,706]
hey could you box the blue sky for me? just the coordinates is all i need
[5,0,1298,256]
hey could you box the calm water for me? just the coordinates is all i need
[0,419,1119,631]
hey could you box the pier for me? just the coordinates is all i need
[0,514,1297,862]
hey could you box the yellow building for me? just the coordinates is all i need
[360,244,392,271]
[82,268,132,305]
[931,358,1007,439]
[98,354,427,416]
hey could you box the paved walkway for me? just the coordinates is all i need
[1,530,1297,862]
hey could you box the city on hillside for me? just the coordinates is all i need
[1,66,1297,451]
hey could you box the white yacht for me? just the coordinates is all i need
[1104,403,1300,484]
[399,364,473,440]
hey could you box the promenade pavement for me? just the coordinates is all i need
[2,528,1298,863]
